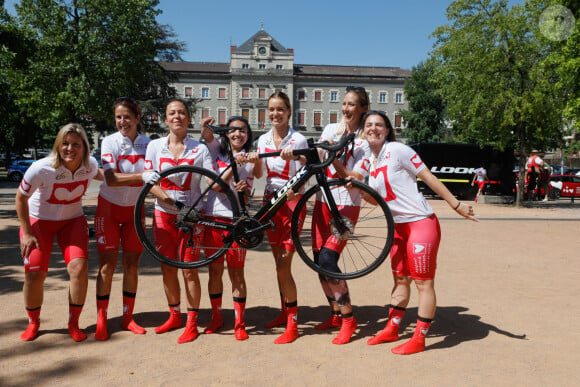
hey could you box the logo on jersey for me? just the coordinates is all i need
[46,180,89,204]
[102,153,114,165]
[410,154,423,169]
[117,155,145,173]
[20,178,32,194]
[190,147,199,154]
[413,243,427,254]
[56,172,67,180]
[384,151,391,160]
[144,160,153,170]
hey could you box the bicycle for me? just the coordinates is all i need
[134,126,394,279]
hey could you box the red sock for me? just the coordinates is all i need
[68,304,87,342]
[265,295,287,328]
[20,307,41,341]
[204,294,223,334]
[315,311,342,330]
[155,304,182,334]
[95,297,110,341]
[274,305,298,344]
[391,318,432,355]
[177,310,199,344]
[332,315,357,345]
[367,306,405,345]
[233,298,248,341]
[122,292,145,334]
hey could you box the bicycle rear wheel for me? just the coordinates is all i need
[134,165,240,269]
[291,178,394,280]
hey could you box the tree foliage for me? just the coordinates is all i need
[12,0,185,142]
[400,60,447,144]
[430,0,567,205]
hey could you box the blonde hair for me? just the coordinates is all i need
[50,123,91,169]
[336,88,370,138]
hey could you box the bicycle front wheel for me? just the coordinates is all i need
[291,178,394,280]
[134,165,240,269]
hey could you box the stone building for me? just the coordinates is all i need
[161,28,411,137]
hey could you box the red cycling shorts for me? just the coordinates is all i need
[21,215,88,273]
[203,216,246,269]
[311,200,360,254]
[263,193,306,252]
[153,209,203,263]
[95,195,143,253]
[390,214,440,280]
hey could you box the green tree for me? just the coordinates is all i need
[430,0,566,205]
[13,0,185,142]
[400,60,447,144]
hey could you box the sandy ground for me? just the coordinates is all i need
[1,180,579,386]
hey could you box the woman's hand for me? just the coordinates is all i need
[453,202,478,221]
[280,148,295,161]
[233,180,248,193]
[20,232,39,258]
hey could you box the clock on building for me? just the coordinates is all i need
[258,46,267,55]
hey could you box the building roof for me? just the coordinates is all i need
[233,28,291,54]
[160,61,230,74]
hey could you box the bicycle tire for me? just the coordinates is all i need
[291,178,394,280]
[134,165,240,269]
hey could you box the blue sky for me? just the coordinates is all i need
[4,0,526,70]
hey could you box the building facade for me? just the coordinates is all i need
[161,28,411,136]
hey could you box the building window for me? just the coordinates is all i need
[259,88,267,99]
[241,87,250,99]
[242,63,249,69]
[218,88,226,99]
[330,90,338,102]
[394,112,402,128]
[258,109,266,129]
[298,111,305,126]
[242,109,250,120]
[201,87,209,99]
[276,64,283,70]
[379,91,387,104]
[259,64,266,70]
[329,111,338,124]
[314,90,322,102]
[395,92,403,104]
[298,90,306,101]
[184,87,193,98]
[218,109,227,125]
[313,111,322,128]
[201,108,210,119]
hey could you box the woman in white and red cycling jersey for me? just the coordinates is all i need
[312,86,371,344]
[16,123,103,342]
[200,115,263,341]
[94,97,151,340]
[143,98,215,344]
[257,91,308,344]
[363,110,477,355]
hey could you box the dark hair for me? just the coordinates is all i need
[268,90,292,110]
[219,116,253,154]
[113,97,143,132]
[164,97,191,119]
[362,110,396,142]
[345,86,370,109]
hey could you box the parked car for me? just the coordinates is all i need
[548,174,580,199]
[7,159,35,182]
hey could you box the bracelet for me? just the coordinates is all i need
[453,202,461,210]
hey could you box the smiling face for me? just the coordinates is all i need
[227,120,249,152]
[115,105,139,140]
[59,132,85,171]
[342,91,368,131]
[363,114,390,153]
[268,97,291,130]
[165,100,191,137]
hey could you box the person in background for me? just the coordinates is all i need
[16,123,103,342]
[362,110,477,355]
[143,98,215,344]
[94,97,151,340]
[200,115,263,340]
[525,151,544,201]
[257,91,308,344]
[471,164,488,203]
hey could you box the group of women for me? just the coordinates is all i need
[16,88,477,354]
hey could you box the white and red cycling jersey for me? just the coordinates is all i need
[204,139,254,218]
[317,123,371,207]
[19,156,99,221]
[257,127,308,194]
[144,136,214,214]
[99,131,150,206]
[367,142,434,224]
